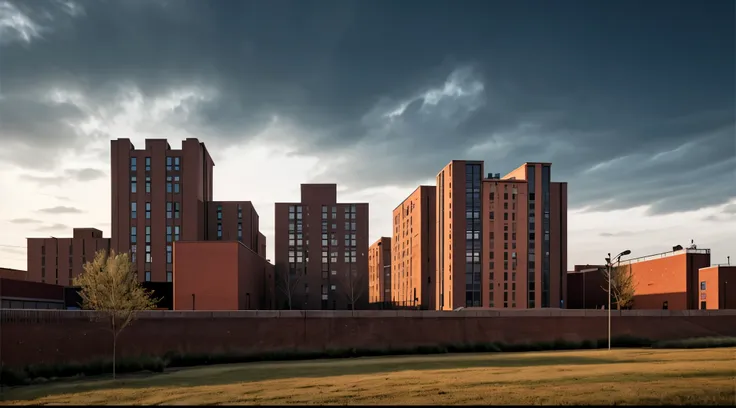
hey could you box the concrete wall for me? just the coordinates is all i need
[3,309,735,369]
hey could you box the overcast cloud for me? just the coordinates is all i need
[0,0,734,269]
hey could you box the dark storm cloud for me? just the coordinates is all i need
[37,205,84,214]
[1,0,734,213]
[34,223,70,232]
[19,168,106,185]
[9,218,42,224]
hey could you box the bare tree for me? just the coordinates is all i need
[277,269,302,310]
[601,263,636,310]
[337,269,366,311]
[73,250,159,379]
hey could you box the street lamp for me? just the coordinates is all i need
[606,249,631,351]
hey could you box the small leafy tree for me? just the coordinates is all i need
[337,268,366,311]
[601,263,636,310]
[277,269,302,310]
[73,250,159,379]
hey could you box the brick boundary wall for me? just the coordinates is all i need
[2,309,736,368]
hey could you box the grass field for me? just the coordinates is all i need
[2,348,735,405]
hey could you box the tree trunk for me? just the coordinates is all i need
[112,333,117,379]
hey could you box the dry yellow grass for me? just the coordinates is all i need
[2,348,735,405]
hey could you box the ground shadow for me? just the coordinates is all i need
[1,353,630,402]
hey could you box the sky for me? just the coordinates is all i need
[0,0,734,271]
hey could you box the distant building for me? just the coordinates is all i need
[368,237,391,304]
[0,267,26,281]
[26,228,110,286]
[109,138,267,286]
[622,247,711,310]
[566,265,607,309]
[0,278,65,309]
[110,138,215,283]
[392,185,436,309]
[274,184,369,310]
[206,201,265,253]
[436,161,568,310]
[697,265,736,310]
[173,241,274,310]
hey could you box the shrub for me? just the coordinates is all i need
[652,337,736,349]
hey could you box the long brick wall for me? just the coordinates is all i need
[2,309,736,368]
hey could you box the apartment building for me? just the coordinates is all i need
[206,201,264,252]
[274,184,369,310]
[436,161,568,310]
[368,237,391,304]
[110,138,215,283]
[26,228,110,286]
[392,185,436,309]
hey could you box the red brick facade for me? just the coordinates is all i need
[2,310,735,369]
[26,228,110,286]
[173,241,274,311]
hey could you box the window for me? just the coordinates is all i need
[145,176,151,193]
[145,157,151,171]
[167,226,172,242]
[174,176,180,193]
[166,202,172,219]
[237,223,243,240]
[145,271,151,282]
[237,205,242,220]
[166,245,172,264]
[174,226,180,241]
[131,226,137,243]
[130,157,137,171]
[700,281,706,291]
[166,176,172,193]
[167,271,173,282]
[174,202,180,219]
[217,205,222,220]
[166,157,173,171]
[131,176,137,193]
[145,245,151,263]
[145,226,151,243]
[131,244,137,262]
[131,202,137,219]
[217,223,222,239]
[145,202,151,219]
[174,156,180,171]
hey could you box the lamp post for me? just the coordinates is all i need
[607,249,631,351]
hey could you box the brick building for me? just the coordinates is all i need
[110,139,266,283]
[566,265,607,309]
[436,161,568,310]
[206,201,263,251]
[0,278,65,309]
[26,228,110,286]
[622,247,711,310]
[368,237,391,304]
[392,185,436,309]
[110,138,215,283]
[173,241,274,310]
[0,267,26,281]
[274,184,369,310]
[697,265,736,310]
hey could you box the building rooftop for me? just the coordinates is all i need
[621,247,711,265]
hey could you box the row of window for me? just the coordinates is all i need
[131,202,182,219]
[130,176,180,193]
[130,156,181,172]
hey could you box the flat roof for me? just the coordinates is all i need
[621,248,711,265]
